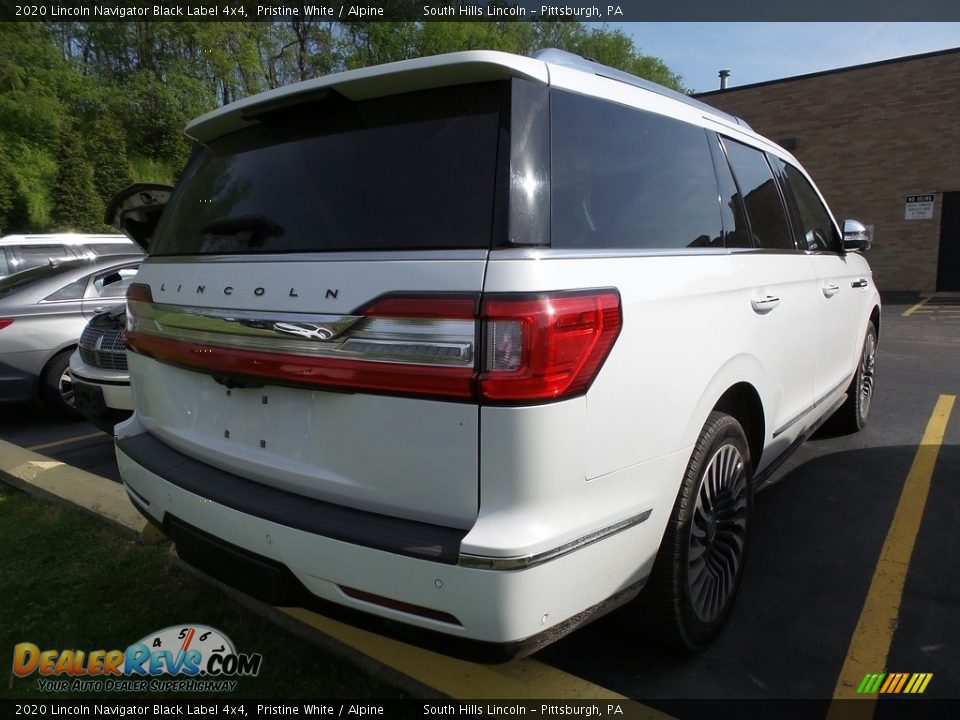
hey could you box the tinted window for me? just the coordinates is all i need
[11,245,74,272]
[152,83,503,255]
[551,91,723,250]
[0,249,10,277]
[708,134,751,248]
[0,260,88,298]
[44,278,88,302]
[88,242,141,256]
[721,139,795,251]
[782,163,841,252]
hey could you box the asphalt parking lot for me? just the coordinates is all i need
[1,297,958,708]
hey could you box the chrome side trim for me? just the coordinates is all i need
[143,250,490,264]
[756,392,847,492]
[773,376,850,438]
[489,247,732,261]
[458,509,652,571]
[488,247,815,261]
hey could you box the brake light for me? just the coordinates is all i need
[124,285,621,404]
[126,283,153,304]
[0,318,13,330]
[125,283,152,334]
[479,291,622,402]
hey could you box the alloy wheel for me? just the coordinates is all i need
[687,443,748,623]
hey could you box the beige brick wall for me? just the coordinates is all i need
[697,50,960,292]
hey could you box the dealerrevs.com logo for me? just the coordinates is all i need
[12,625,262,693]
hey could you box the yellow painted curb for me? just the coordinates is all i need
[280,607,673,717]
[0,437,162,542]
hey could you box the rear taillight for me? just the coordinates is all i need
[0,318,13,331]
[479,291,622,402]
[124,284,621,404]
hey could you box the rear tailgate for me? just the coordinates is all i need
[128,256,485,529]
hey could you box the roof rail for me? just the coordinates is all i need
[531,48,752,131]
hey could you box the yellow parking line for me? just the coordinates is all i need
[829,394,955,712]
[901,297,930,316]
[280,608,671,716]
[27,432,108,452]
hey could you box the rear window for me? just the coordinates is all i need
[151,83,503,256]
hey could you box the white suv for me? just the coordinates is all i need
[0,234,142,278]
[113,49,880,654]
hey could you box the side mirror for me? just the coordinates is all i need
[842,219,871,252]
[104,183,173,252]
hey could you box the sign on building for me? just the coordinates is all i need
[905,195,935,220]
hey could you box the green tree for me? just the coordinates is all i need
[51,126,104,232]
[87,117,134,206]
[0,160,13,232]
[0,172,31,234]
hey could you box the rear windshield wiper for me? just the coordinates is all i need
[201,215,285,247]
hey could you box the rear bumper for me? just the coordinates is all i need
[115,415,669,647]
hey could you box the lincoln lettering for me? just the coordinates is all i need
[157,284,337,299]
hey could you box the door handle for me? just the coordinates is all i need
[851,279,869,289]
[751,295,781,313]
[822,284,840,298]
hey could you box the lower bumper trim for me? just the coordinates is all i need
[116,431,468,564]
[459,509,652,571]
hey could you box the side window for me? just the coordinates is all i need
[720,138,796,251]
[782,164,842,252]
[708,134,751,248]
[0,249,11,277]
[11,245,74,273]
[88,242,140,256]
[551,91,724,250]
[43,278,88,302]
[92,266,139,298]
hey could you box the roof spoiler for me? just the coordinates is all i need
[531,48,753,131]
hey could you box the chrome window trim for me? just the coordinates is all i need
[143,250,491,264]
[488,247,812,261]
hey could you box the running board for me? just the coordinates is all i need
[754,392,847,492]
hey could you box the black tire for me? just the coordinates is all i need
[830,321,877,434]
[638,411,753,650]
[40,349,82,418]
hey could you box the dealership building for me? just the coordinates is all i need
[696,47,960,293]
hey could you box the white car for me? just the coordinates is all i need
[70,307,133,433]
[112,49,880,655]
[0,233,142,279]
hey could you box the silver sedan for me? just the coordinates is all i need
[0,255,142,415]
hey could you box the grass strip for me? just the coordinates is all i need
[0,483,405,700]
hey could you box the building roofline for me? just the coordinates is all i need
[695,45,960,97]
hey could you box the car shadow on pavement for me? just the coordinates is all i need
[535,442,960,701]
